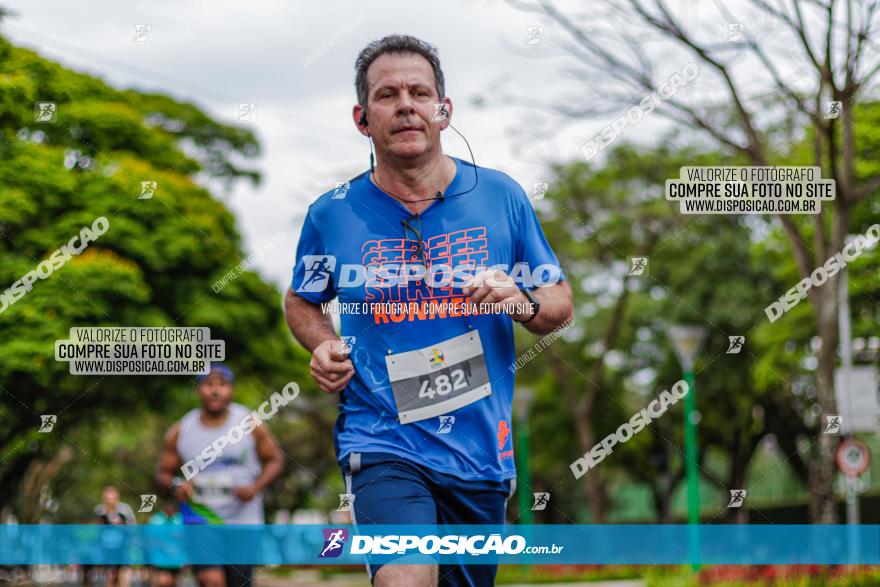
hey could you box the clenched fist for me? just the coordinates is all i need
[310,339,355,394]
[462,269,533,321]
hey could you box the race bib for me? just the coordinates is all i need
[385,331,492,424]
[194,469,235,498]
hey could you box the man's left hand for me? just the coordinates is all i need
[462,269,533,321]
[233,485,259,502]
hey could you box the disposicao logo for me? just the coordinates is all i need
[298,255,336,293]
[319,528,348,558]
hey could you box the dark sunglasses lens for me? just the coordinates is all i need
[403,219,430,270]
[404,224,419,261]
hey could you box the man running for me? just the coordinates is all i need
[154,364,285,587]
[285,35,572,587]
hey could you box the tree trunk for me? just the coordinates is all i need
[20,446,72,523]
[0,452,37,513]
[726,433,763,524]
[810,278,842,522]
[577,415,607,522]
[651,476,675,523]
[551,353,607,523]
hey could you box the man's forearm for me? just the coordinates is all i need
[155,469,174,492]
[252,458,284,493]
[519,282,573,335]
[284,288,339,352]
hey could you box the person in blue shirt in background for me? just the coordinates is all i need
[285,34,572,587]
[146,499,185,587]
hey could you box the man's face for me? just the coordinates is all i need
[197,373,233,415]
[356,52,452,162]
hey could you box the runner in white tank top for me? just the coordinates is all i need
[154,364,284,587]
[176,402,265,523]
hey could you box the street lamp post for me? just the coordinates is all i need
[666,324,708,571]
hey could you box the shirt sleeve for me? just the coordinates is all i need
[121,503,137,523]
[290,209,338,304]
[512,186,565,289]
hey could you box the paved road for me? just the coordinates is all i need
[258,571,367,587]
[258,570,645,587]
[501,582,644,587]
[52,568,646,587]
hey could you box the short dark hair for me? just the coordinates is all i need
[354,34,445,108]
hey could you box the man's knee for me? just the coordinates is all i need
[195,568,225,587]
[151,571,174,587]
[373,562,437,587]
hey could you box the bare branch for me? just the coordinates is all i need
[778,215,820,307]
[746,38,820,124]
[822,0,836,91]
[792,0,828,80]
[629,0,767,162]
[655,98,751,154]
[850,0,880,88]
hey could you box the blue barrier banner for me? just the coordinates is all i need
[0,524,877,565]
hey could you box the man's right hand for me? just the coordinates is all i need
[310,339,355,394]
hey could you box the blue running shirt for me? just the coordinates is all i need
[291,156,565,482]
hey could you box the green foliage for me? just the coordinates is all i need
[0,33,307,520]
[516,140,773,521]
[516,109,879,522]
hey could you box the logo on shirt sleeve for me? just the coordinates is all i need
[498,419,514,461]
[332,181,350,199]
[298,255,336,293]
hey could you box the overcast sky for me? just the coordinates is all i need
[2,0,761,290]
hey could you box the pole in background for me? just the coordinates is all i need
[838,263,861,565]
[667,324,708,571]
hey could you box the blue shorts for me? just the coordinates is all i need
[341,451,516,587]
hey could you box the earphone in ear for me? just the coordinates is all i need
[359,106,374,172]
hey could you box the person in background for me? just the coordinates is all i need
[93,486,136,587]
[155,363,285,587]
[147,499,185,587]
